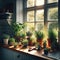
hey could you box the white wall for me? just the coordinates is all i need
[16,0,23,23]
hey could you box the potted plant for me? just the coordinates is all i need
[44,48,49,55]
[14,42,18,48]
[35,31,44,47]
[22,39,28,48]
[9,38,15,46]
[29,35,36,46]
[26,31,32,37]
[35,42,41,51]
[48,30,57,48]
[43,40,47,48]
[20,32,26,40]
[11,23,24,42]
[3,34,10,45]
[48,30,58,51]
[26,31,33,45]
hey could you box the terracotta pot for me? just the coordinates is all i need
[28,41,33,46]
[47,38,51,48]
[14,36,20,42]
[37,39,43,47]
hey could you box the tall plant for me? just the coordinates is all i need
[35,31,44,40]
[48,30,57,42]
[48,30,57,50]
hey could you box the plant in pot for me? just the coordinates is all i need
[11,23,24,42]
[3,34,10,45]
[9,38,15,46]
[44,48,49,55]
[22,39,28,48]
[35,31,44,47]
[35,42,41,51]
[43,40,47,49]
[48,30,57,51]
[26,31,33,45]
[14,42,18,48]
[20,31,26,40]
[26,31,32,38]
[29,35,37,46]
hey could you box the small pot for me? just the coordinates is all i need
[3,39,9,45]
[44,48,48,55]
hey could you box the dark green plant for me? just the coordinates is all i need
[9,38,15,43]
[26,31,32,36]
[44,48,49,55]
[22,39,28,48]
[35,31,44,40]
[48,30,57,42]
[43,41,47,48]
[14,42,18,48]
[48,30,57,50]
[35,42,41,50]
[20,32,26,39]
[3,34,10,39]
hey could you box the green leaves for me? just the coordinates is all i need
[11,23,25,36]
[35,31,44,40]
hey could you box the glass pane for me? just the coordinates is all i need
[48,22,58,31]
[36,10,44,21]
[27,23,34,31]
[35,23,44,31]
[27,11,34,22]
[48,0,58,3]
[48,8,58,21]
[27,0,35,7]
[36,0,44,6]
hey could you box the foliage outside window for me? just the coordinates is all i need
[36,10,44,21]
[27,0,35,7]
[27,11,34,22]
[48,8,58,21]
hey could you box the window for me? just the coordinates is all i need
[24,0,58,39]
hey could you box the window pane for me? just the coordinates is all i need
[27,0,35,7]
[48,22,58,30]
[27,11,34,22]
[36,0,44,6]
[48,8,58,21]
[48,0,58,3]
[35,23,44,31]
[27,23,34,31]
[36,10,44,21]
